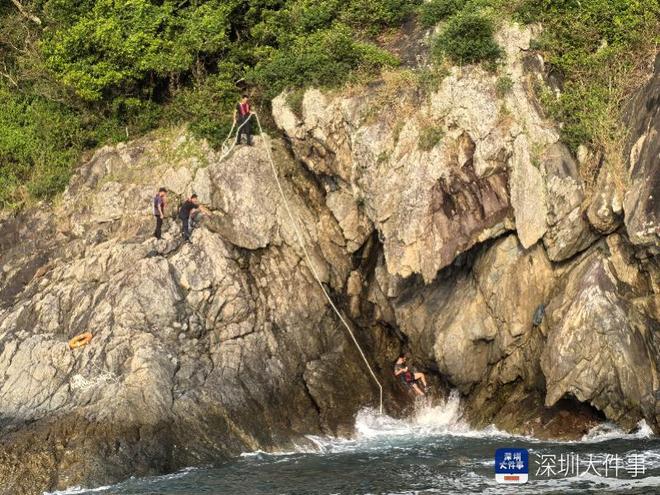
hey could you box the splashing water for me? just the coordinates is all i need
[45,391,660,495]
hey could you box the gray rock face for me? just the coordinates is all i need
[587,164,625,235]
[541,236,660,430]
[273,24,565,282]
[541,143,598,261]
[1,23,659,495]
[623,54,660,249]
[0,130,399,494]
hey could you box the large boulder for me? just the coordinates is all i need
[541,236,660,430]
[541,143,598,261]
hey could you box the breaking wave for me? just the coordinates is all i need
[44,391,660,495]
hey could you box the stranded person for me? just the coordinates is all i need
[178,194,210,242]
[153,187,167,239]
[394,354,428,397]
[234,94,253,146]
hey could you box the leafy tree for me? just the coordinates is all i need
[0,82,85,207]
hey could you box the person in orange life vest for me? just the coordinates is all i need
[234,94,253,146]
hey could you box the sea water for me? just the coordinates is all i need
[46,392,660,494]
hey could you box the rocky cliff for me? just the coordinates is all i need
[0,24,658,494]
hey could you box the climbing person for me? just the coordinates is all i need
[153,187,167,239]
[234,94,253,146]
[394,354,428,397]
[178,194,210,242]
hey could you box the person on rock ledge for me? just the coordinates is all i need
[153,187,168,239]
[394,354,429,397]
[178,194,210,242]
[233,94,253,146]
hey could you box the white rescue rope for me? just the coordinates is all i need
[218,114,252,163]
[250,112,384,415]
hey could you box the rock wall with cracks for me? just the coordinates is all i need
[0,130,411,494]
[273,25,659,436]
[0,23,658,495]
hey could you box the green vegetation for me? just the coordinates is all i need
[251,24,398,99]
[495,75,513,97]
[418,124,445,151]
[517,0,660,153]
[0,87,86,207]
[0,0,413,208]
[1,0,657,208]
[432,10,502,65]
[285,88,306,119]
[420,0,508,67]
[419,0,466,28]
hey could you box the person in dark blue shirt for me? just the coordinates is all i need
[178,194,210,242]
[153,187,167,239]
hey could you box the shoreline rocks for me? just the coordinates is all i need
[0,26,658,495]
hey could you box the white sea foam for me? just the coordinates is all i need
[581,419,654,443]
[291,391,660,456]
[44,485,112,495]
[42,467,199,495]
[298,390,518,456]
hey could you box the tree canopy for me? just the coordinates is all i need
[0,0,657,207]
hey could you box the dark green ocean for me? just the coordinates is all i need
[46,393,660,495]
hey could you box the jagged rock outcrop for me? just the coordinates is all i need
[541,235,659,430]
[541,143,598,261]
[0,131,405,495]
[623,54,659,250]
[273,24,604,283]
[0,22,658,495]
[271,23,659,436]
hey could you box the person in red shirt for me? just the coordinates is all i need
[233,94,253,146]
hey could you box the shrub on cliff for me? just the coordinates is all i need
[432,10,502,65]
[419,0,466,28]
[342,0,419,34]
[251,24,398,98]
[516,0,660,152]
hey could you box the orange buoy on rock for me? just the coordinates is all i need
[68,332,93,350]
